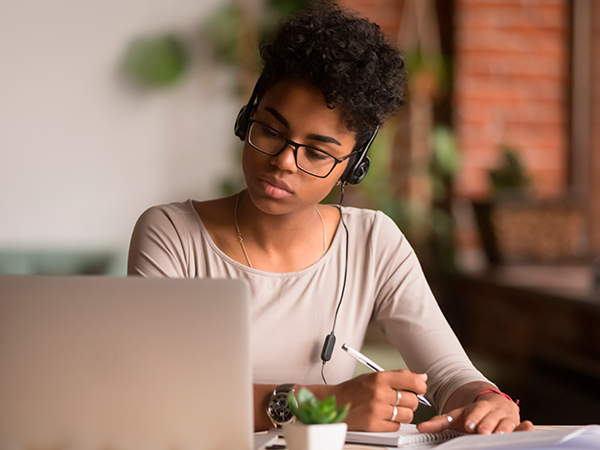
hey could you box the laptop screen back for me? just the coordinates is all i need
[0,275,252,450]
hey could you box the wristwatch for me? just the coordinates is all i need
[266,383,297,427]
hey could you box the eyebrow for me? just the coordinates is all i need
[264,106,342,146]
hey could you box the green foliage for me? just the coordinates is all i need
[289,388,349,425]
[267,0,311,16]
[489,146,530,198]
[430,126,459,202]
[202,0,310,69]
[355,125,394,208]
[124,35,187,87]
[404,49,449,96]
[203,2,246,67]
[432,126,459,177]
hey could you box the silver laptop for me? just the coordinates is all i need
[0,275,260,450]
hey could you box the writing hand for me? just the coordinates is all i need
[417,393,534,435]
[326,369,428,432]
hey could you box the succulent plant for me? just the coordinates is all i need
[288,388,349,425]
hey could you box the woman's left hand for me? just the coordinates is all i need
[417,392,534,435]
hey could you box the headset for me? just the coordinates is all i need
[234,76,379,383]
[234,76,379,186]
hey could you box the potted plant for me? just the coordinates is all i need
[283,388,349,450]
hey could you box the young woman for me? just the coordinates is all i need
[128,4,533,435]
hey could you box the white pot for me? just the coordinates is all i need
[283,422,347,450]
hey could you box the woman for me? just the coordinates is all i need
[128,3,533,435]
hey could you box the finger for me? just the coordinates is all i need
[462,402,493,433]
[416,413,454,433]
[347,408,401,432]
[386,370,428,396]
[492,417,517,434]
[386,403,414,425]
[474,410,504,435]
[390,405,399,423]
[347,402,410,432]
[515,420,535,432]
[389,389,419,412]
[386,404,413,424]
[394,389,402,406]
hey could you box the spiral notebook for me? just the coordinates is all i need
[345,424,462,447]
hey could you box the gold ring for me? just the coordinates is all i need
[391,405,398,422]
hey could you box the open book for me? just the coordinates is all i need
[345,424,462,447]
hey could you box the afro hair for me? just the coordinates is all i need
[258,3,406,146]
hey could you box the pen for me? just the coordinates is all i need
[341,343,432,407]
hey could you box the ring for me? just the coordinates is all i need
[395,389,402,406]
[444,414,453,424]
[391,405,398,422]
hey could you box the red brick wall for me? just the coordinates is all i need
[454,0,569,200]
[335,0,403,38]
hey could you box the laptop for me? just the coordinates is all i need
[0,275,270,450]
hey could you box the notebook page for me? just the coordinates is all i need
[345,423,462,447]
[434,425,600,450]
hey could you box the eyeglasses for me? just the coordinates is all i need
[246,120,354,178]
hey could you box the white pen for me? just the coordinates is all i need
[342,343,432,407]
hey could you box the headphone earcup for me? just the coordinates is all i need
[339,152,357,184]
[339,127,378,185]
[234,105,248,141]
[347,157,370,185]
[340,153,371,185]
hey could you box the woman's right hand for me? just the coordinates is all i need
[311,369,428,432]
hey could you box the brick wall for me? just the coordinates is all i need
[335,0,403,38]
[454,0,570,200]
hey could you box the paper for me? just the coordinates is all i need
[345,423,462,447]
[433,425,600,450]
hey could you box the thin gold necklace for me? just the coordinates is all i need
[234,192,326,269]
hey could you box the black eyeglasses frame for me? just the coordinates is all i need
[246,119,355,179]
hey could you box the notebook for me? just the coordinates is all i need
[343,424,600,449]
[434,425,600,450]
[268,423,461,447]
[345,423,462,447]
[0,275,263,450]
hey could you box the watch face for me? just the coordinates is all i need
[269,392,294,423]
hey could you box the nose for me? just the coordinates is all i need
[270,143,298,173]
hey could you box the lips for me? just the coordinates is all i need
[259,176,294,199]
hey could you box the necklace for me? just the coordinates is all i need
[234,192,327,269]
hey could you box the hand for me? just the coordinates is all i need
[417,392,534,435]
[327,370,428,432]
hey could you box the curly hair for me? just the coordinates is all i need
[258,3,406,146]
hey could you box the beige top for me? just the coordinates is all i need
[128,200,491,411]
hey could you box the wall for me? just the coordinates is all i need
[336,0,402,37]
[591,2,600,254]
[0,0,240,253]
[454,0,569,199]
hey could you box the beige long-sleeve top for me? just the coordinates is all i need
[128,200,490,411]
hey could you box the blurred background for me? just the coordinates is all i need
[1,0,599,425]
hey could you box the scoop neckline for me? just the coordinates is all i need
[186,199,345,277]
